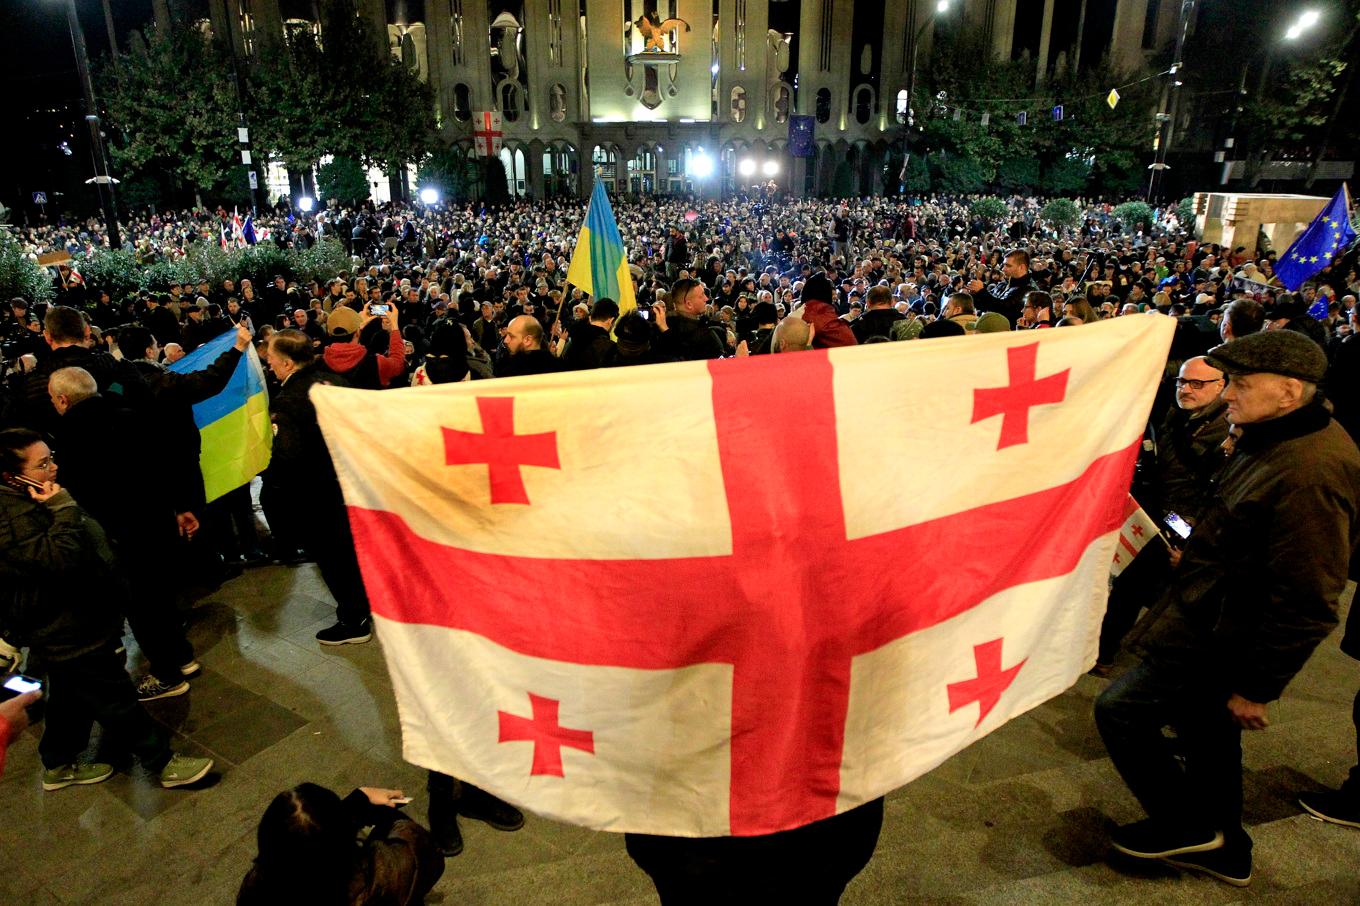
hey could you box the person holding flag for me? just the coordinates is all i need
[1275,184,1357,293]
[566,179,636,321]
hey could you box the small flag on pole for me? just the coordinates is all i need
[242,214,258,246]
[1052,105,1064,122]
[566,180,637,319]
[1107,89,1121,110]
[1017,111,1028,126]
[1110,496,1161,577]
[1276,184,1358,291]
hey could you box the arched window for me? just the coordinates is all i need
[853,86,874,125]
[453,84,472,122]
[895,89,909,125]
[498,81,522,122]
[815,87,831,124]
[730,86,747,123]
[773,84,791,124]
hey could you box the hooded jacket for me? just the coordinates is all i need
[322,329,406,389]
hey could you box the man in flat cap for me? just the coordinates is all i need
[1095,329,1360,887]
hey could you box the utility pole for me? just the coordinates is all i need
[62,0,121,250]
[1147,0,1195,202]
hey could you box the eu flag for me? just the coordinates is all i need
[1276,184,1356,291]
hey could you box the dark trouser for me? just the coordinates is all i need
[1094,658,1249,851]
[309,497,371,627]
[39,645,170,772]
[117,539,193,686]
[1098,539,1171,665]
[1343,684,1360,801]
[204,484,259,560]
[259,477,304,556]
[624,797,884,905]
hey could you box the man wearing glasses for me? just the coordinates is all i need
[1095,330,1360,888]
[1096,357,1230,671]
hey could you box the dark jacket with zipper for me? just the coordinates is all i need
[1132,399,1360,702]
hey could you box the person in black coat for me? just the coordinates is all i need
[493,316,563,378]
[561,299,619,371]
[966,248,1033,327]
[263,329,371,645]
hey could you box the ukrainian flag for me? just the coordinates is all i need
[567,179,637,317]
[167,329,272,502]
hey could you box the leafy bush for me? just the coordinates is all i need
[1176,196,1196,226]
[72,248,144,299]
[899,154,931,193]
[291,239,352,285]
[1041,156,1090,195]
[970,196,1009,223]
[0,234,55,305]
[1113,201,1155,234]
[1040,198,1081,231]
[235,242,292,285]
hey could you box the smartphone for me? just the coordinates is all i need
[1,674,41,701]
[389,796,412,806]
[1164,512,1192,542]
[4,474,45,493]
[369,304,390,316]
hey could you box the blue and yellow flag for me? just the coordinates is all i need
[167,329,272,502]
[1277,184,1357,291]
[567,179,637,317]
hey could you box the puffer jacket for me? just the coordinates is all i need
[0,486,125,662]
[1132,399,1360,702]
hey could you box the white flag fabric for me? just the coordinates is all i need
[1110,496,1163,577]
[312,315,1175,837]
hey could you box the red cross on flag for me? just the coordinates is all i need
[1110,495,1163,577]
[473,111,504,157]
[312,316,1174,837]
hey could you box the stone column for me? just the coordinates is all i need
[1035,0,1056,86]
[1110,0,1148,74]
[527,140,546,199]
[992,0,1015,61]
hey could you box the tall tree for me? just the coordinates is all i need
[99,26,242,206]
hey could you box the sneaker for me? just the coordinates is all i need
[1110,818,1224,859]
[1163,846,1252,887]
[179,660,203,679]
[315,622,372,646]
[159,754,214,789]
[458,784,526,831]
[1299,790,1360,829]
[42,762,114,791]
[136,675,190,702]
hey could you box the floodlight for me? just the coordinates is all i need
[738,158,756,177]
[689,150,714,178]
[762,160,779,177]
[420,187,440,204]
[298,196,315,212]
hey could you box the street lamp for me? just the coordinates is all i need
[298,196,315,213]
[58,0,120,249]
[688,150,714,179]
[419,187,441,205]
[902,0,953,180]
[1286,10,1321,39]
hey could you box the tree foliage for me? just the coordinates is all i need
[912,27,1159,196]
[1113,201,1155,233]
[419,145,483,201]
[100,27,241,200]
[970,197,1009,223]
[317,157,371,206]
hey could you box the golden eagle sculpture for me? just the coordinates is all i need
[634,11,691,52]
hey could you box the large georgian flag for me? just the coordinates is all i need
[312,315,1174,838]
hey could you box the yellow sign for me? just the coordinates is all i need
[1107,89,1121,110]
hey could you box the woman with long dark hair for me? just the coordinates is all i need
[238,782,444,904]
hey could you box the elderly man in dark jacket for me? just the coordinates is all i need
[1095,330,1360,887]
[264,329,371,645]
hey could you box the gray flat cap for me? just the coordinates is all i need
[1207,330,1328,383]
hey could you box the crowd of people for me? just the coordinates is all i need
[2,188,1359,902]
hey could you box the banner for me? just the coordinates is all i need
[788,115,816,158]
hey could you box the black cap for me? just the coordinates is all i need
[1206,330,1327,383]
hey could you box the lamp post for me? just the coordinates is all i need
[1146,0,1195,202]
[60,0,121,250]
[902,1,952,188]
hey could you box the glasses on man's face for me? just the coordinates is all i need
[1174,378,1224,390]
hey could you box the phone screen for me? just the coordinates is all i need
[1163,512,1192,540]
[370,305,389,315]
[638,309,649,319]
[1,674,41,700]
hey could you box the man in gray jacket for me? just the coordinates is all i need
[1094,330,1360,887]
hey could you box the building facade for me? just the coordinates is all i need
[200,0,1182,199]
